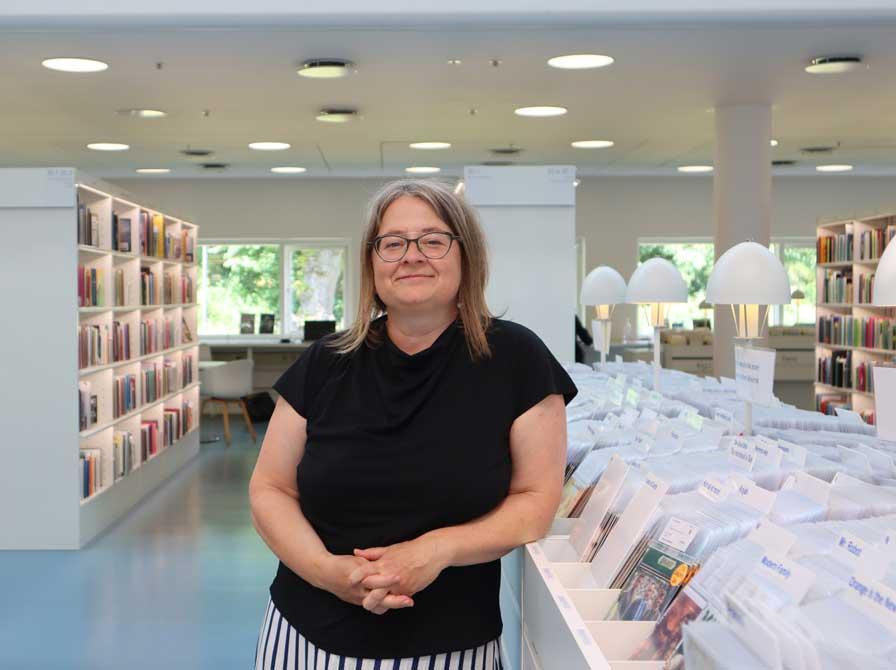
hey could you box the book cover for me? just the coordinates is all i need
[259,313,275,334]
[119,217,131,252]
[240,313,256,334]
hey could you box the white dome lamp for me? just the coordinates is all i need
[706,241,791,434]
[626,258,688,391]
[581,266,627,367]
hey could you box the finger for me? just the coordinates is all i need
[354,547,387,561]
[348,563,377,586]
[381,594,414,609]
[362,588,389,612]
[360,573,400,590]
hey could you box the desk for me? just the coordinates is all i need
[202,338,313,392]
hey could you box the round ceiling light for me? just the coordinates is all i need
[805,56,863,74]
[271,167,307,174]
[87,143,129,151]
[119,108,167,119]
[410,142,452,150]
[42,57,108,73]
[770,139,779,147]
[571,140,614,149]
[297,59,354,79]
[548,54,614,70]
[514,106,567,117]
[316,109,358,123]
[816,164,854,172]
[677,165,713,173]
[405,166,441,174]
[249,142,290,151]
[136,168,170,174]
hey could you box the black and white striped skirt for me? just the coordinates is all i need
[255,599,504,670]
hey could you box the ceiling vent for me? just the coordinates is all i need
[772,160,797,167]
[801,144,838,154]
[181,148,214,158]
[199,162,229,170]
[490,146,523,156]
[480,160,514,166]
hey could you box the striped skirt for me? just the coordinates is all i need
[255,599,504,670]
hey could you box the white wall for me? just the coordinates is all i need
[114,175,896,342]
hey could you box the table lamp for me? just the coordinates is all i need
[706,241,791,433]
[626,258,688,391]
[872,240,896,436]
[581,266,627,367]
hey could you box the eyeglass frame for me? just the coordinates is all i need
[368,231,462,262]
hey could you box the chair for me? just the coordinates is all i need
[199,358,257,445]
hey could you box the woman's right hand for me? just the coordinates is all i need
[320,554,415,615]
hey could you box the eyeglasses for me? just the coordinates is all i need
[370,232,461,262]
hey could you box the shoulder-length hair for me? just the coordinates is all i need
[330,179,493,359]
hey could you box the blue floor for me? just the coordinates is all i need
[0,419,275,670]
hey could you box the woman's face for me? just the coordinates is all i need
[372,195,462,314]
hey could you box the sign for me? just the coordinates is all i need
[729,437,757,471]
[734,345,776,406]
[874,366,896,442]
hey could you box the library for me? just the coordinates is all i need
[2,3,896,669]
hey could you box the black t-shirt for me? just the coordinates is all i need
[270,316,578,658]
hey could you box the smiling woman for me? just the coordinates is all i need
[248,179,578,668]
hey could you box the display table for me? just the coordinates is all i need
[200,338,312,392]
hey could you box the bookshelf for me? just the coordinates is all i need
[0,168,200,549]
[815,214,896,425]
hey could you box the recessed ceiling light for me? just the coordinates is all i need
[271,167,307,174]
[514,106,567,117]
[770,139,779,147]
[677,165,713,173]
[548,54,614,70]
[42,57,108,73]
[454,180,465,194]
[805,56,863,74]
[410,142,452,150]
[405,166,440,174]
[297,59,354,79]
[87,143,129,151]
[119,108,167,119]
[816,164,853,172]
[249,142,290,151]
[316,109,359,123]
[571,140,615,149]
[447,59,463,66]
[136,168,170,174]
[574,179,581,187]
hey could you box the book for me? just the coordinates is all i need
[240,313,256,334]
[259,313,275,334]
[118,217,131,252]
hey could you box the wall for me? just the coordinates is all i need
[115,175,896,342]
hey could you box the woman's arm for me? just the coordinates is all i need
[249,398,410,611]
[356,393,566,597]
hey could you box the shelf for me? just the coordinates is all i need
[818,303,855,309]
[78,342,197,377]
[814,382,874,398]
[79,305,144,314]
[79,381,201,439]
[80,425,199,507]
[817,261,853,268]
[815,342,896,356]
[855,258,881,266]
[79,245,195,268]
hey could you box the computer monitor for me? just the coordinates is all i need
[303,320,336,341]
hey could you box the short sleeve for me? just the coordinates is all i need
[508,324,579,419]
[272,339,326,419]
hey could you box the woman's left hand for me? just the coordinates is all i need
[354,534,451,597]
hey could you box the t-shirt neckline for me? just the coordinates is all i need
[382,316,461,360]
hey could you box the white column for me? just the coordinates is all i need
[712,105,772,378]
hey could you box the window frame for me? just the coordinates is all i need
[199,237,353,339]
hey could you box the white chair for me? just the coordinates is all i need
[199,358,257,445]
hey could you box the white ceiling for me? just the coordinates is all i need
[3,20,896,178]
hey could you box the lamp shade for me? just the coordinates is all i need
[791,289,806,300]
[706,241,791,305]
[581,266,627,306]
[626,258,688,304]
[873,240,896,306]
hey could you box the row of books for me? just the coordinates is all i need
[162,403,193,447]
[817,229,853,263]
[138,211,165,258]
[112,374,138,418]
[113,430,136,481]
[182,355,194,386]
[77,203,100,248]
[856,272,875,304]
[821,270,852,304]
[858,224,895,261]
[80,448,102,499]
[855,360,875,393]
[140,267,156,305]
[77,265,105,307]
[163,273,194,304]
[817,314,895,351]
[142,361,180,404]
[816,392,848,415]
[78,324,108,369]
[111,212,132,253]
[78,381,98,431]
[817,350,852,388]
[141,420,160,461]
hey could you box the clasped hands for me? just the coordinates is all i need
[325,535,449,615]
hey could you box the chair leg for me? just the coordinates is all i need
[200,397,210,416]
[219,400,232,446]
[238,399,258,443]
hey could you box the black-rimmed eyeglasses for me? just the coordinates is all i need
[370,232,461,262]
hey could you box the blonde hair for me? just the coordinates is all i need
[331,179,493,360]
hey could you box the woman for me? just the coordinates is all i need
[249,179,577,669]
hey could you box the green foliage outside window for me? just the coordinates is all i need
[200,245,281,335]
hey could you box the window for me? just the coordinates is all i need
[199,240,349,337]
[637,240,714,336]
[635,237,816,336]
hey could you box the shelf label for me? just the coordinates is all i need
[730,473,777,515]
[659,516,699,552]
[777,439,808,467]
[714,406,735,425]
[734,345,776,406]
[846,574,896,635]
[754,551,815,604]
[729,437,757,471]
[753,436,784,470]
[699,476,730,502]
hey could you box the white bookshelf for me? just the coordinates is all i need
[0,168,200,549]
[814,215,896,423]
